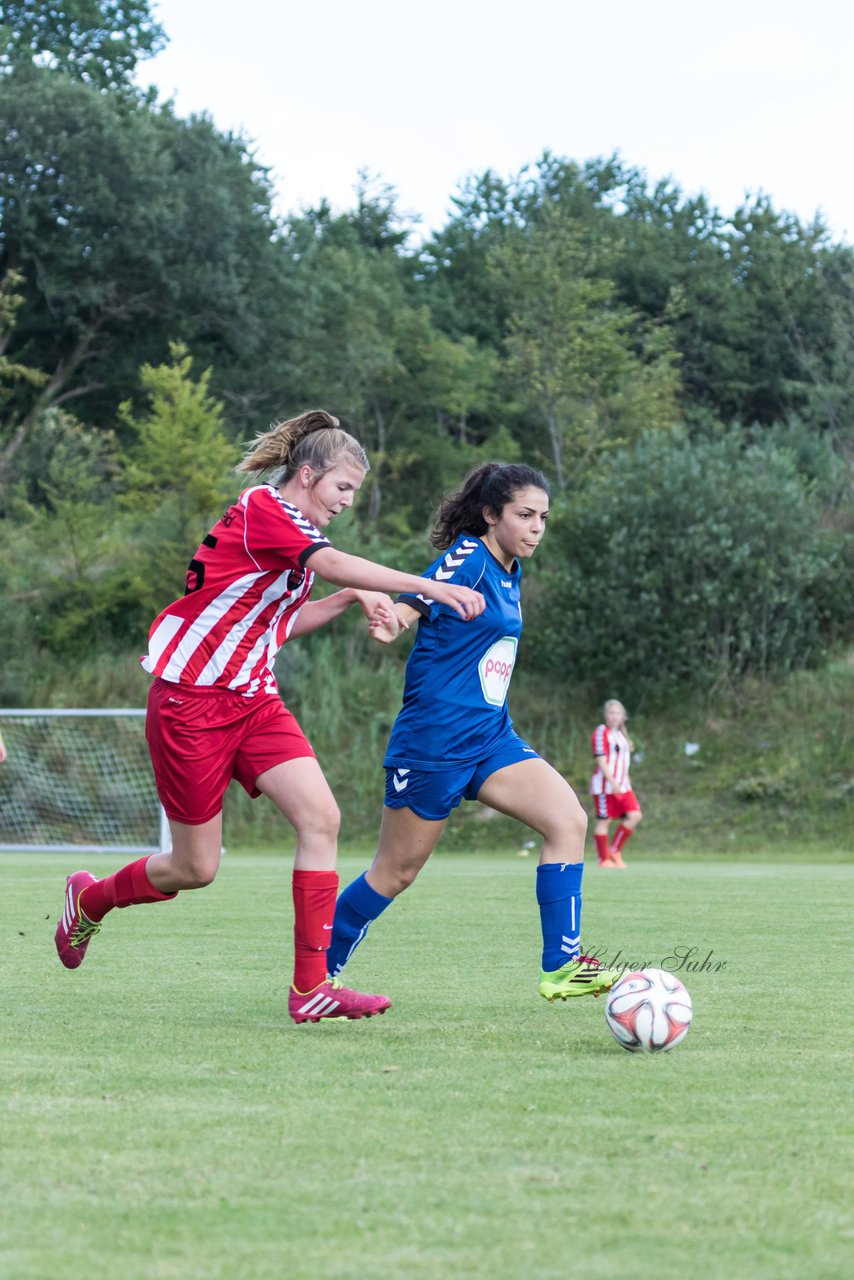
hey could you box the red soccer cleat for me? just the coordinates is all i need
[54,871,101,969]
[288,977,392,1024]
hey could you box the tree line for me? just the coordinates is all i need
[1,0,852,709]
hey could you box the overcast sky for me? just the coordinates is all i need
[144,0,853,243]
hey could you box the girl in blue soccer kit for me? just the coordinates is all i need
[327,462,620,1004]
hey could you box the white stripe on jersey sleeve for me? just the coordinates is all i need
[240,488,264,571]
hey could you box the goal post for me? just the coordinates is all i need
[0,709,170,854]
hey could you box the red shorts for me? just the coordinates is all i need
[146,677,315,825]
[592,790,640,821]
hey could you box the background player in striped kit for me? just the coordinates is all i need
[327,462,621,1006]
[54,410,485,1024]
[590,699,643,868]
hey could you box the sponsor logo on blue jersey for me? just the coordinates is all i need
[478,636,518,707]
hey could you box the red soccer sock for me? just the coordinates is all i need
[292,868,339,992]
[610,825,633,856]
[79,856,178,922]
[594,834,612,865]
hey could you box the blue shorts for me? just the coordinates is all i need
[384,733,541,821]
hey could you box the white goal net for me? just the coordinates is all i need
[0,709,169,853]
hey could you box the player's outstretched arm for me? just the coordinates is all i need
[287,590,399,640]
[309,547,485,620]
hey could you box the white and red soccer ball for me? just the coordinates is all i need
[604,968,693,1053]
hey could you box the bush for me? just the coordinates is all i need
[529,429,852,701]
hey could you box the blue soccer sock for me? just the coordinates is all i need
[536,861,583,972]
[326,871,393,977]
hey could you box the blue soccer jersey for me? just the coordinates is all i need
[384,535,524,770]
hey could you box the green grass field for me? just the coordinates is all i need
[2,851,852,1280]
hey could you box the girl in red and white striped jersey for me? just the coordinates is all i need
[590,699,643,867]
[54,410,485,1024]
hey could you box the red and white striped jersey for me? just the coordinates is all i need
[141,484,330,696]
[590,724,632,796]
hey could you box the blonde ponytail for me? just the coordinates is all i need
[237,409,369,483]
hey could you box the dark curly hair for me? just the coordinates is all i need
[431,463,550,549]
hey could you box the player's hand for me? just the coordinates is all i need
[353,591,408,644]
[353,591,398,629]
[368,608,407,644]
[427,582,485,620]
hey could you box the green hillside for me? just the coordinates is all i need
[6,644,850,860]
[526,659,853,860]
[230,652,854,859]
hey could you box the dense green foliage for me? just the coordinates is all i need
[531,430,850,698]
[0,0,165,91]
[0,66,283,471]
